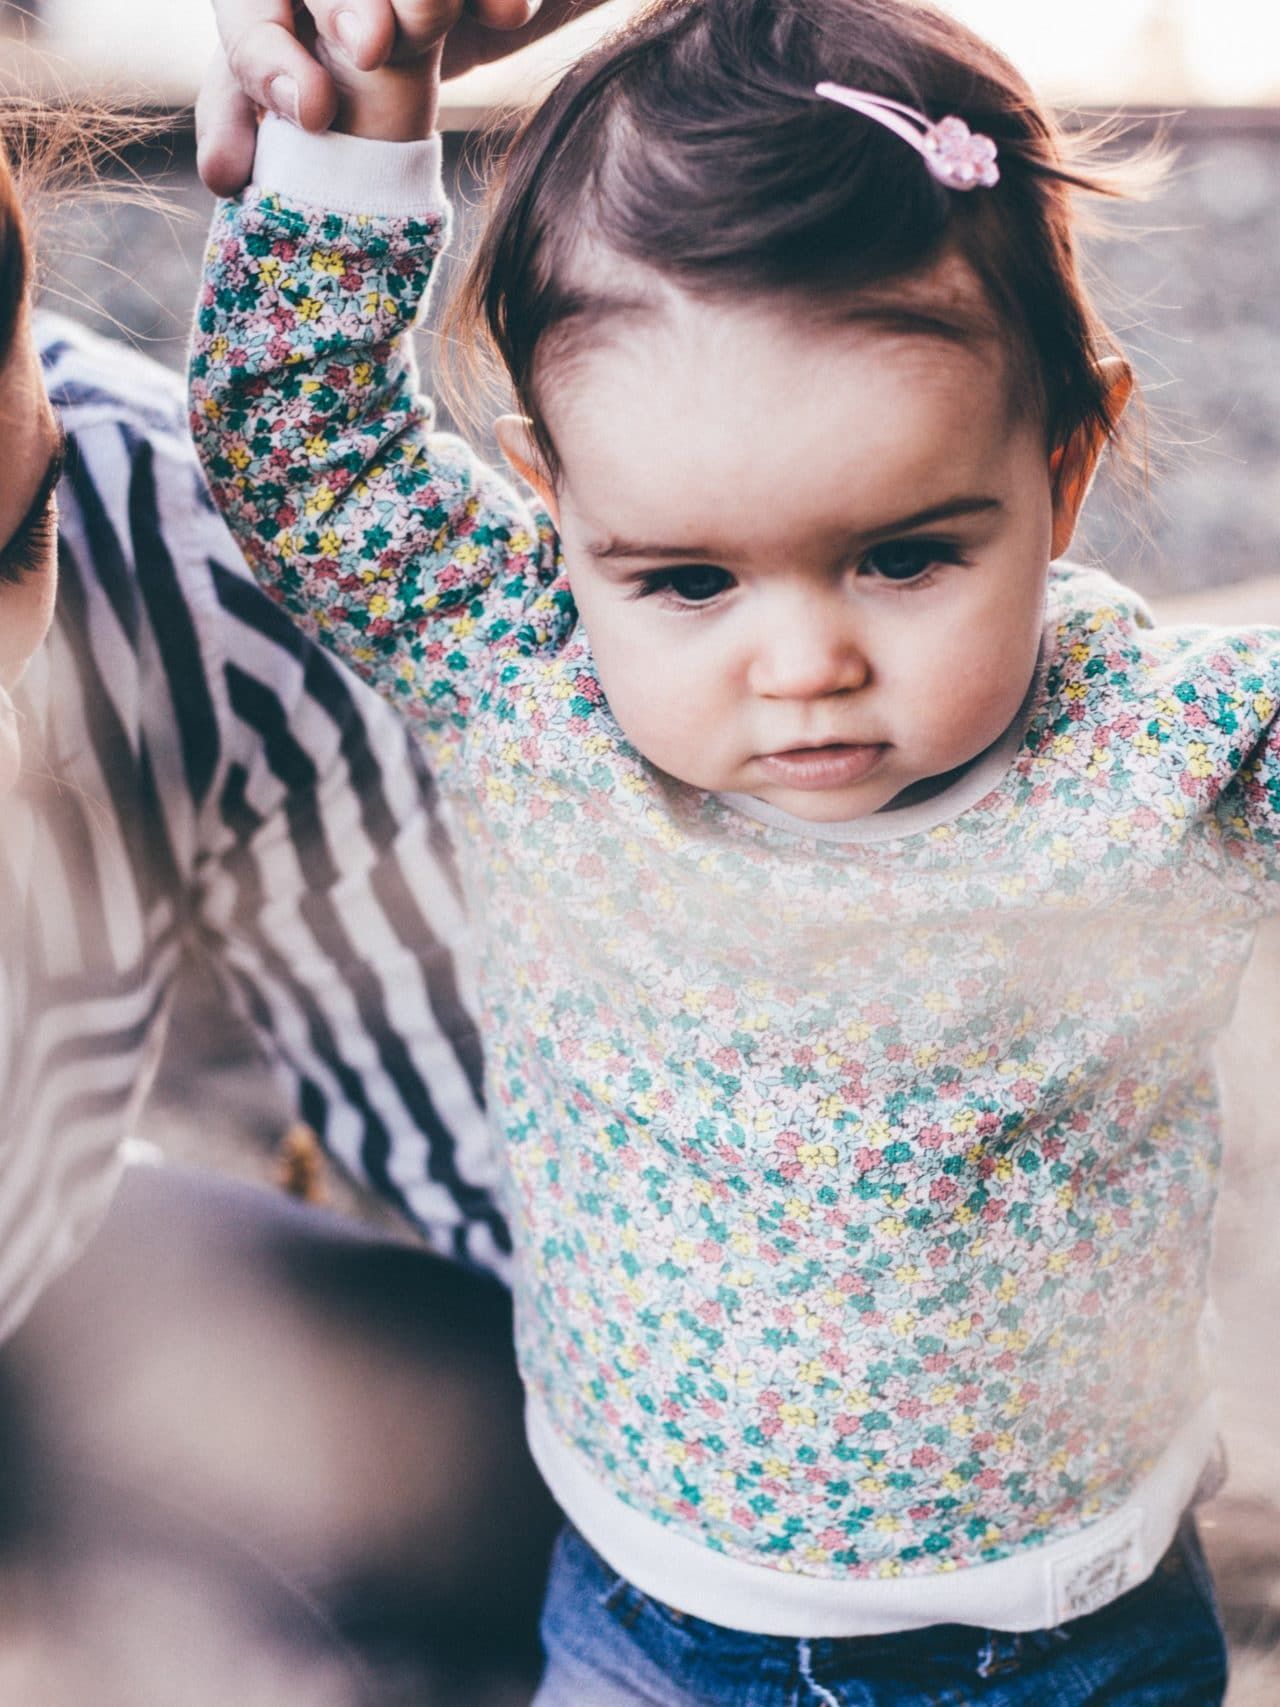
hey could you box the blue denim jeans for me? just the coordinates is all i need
[533,1520,1228,1706]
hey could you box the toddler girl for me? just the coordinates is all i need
[190,1,1278,1699]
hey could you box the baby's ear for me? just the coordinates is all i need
[1048,357,1134,560]
[495,414,559,525]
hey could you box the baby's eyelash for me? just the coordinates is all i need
[858,538,970,587]
[631,565,735,606]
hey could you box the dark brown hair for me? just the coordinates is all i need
[0,126,31,373]
[449,0,1163,477]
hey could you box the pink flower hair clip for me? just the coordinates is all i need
[814,82,1000,191]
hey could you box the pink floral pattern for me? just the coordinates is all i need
[190,188,1280,1579]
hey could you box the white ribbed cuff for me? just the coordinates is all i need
[252,113,446,218]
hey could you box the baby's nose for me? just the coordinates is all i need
[748,611,870,700]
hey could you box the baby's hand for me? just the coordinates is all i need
[199,0,606,193]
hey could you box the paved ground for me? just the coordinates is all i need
[21,117,1280,1702]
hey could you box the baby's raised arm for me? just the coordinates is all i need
[189,2,584,748]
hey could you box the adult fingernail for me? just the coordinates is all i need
[333,10,365,61]
[268,74,301,124]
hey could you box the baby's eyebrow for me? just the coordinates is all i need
[584,535,716,563]
[862,495,1002,536]
[584,496,1001,565]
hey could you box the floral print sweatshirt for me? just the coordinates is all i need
[189,123,1280,1632]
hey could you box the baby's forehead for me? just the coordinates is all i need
[540,247,1018,457]
[540,241,1015,419]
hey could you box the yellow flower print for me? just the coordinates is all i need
[309,247,345,276]
[1185,741,1214,779]
[1133,731,1161,757]
[295,296,323,323]
[303,433,329,459]
[257,257,282,286]
[797,1142,837,1169]
[304,486,335,518]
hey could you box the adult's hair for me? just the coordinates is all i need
[0,121,30,372]
[449,0,1163,478]
[0,96,162,373]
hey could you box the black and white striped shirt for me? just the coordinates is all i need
[0,317,507,1339]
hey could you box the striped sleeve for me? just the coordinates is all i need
[40,321,511,1278]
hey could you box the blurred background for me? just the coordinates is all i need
[1,2,1278,1703]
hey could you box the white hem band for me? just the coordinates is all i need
[526,1396,1219,1637]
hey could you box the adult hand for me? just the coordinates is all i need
[197,0,612,195]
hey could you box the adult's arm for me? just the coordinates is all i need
[42,321,510,1276]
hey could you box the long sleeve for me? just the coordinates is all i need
[188,120,569,765]
[38,317,510,1278]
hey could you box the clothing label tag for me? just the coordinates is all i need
[1049,1511,1144,1625]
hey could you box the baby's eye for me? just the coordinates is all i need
[860,539,955,584]
[642,565,735,604]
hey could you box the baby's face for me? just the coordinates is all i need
[544,278,1067,823]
